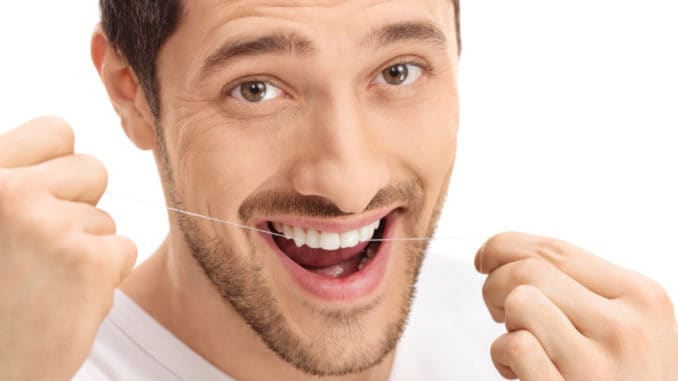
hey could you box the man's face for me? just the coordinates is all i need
[152,0,458,375]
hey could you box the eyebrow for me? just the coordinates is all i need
[363,21,448,51]
[199,21,448,80]
[201,32,314,79]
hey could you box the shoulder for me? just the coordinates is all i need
[71,291,180,381]
[72,291,233,381]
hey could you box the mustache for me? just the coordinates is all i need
[238,180,424,222]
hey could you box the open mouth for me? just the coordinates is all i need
[268,218,386,279]
[257,210,396,301]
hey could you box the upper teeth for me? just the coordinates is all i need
[273,220,380,250]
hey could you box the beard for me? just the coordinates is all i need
[163,167,442,375]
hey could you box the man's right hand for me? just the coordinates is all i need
[0,117,137,381]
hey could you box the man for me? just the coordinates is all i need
[0,0,676,380]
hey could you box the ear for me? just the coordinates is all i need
[91,24,156,150]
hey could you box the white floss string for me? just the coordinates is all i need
[104,193,486,243]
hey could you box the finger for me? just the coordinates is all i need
[491,330,564,381]
[25,154,108,205]
[93,234,137,285]
[483,257,611,334]
[57,200,116,235]
[502,285,590,369]
[475,232,640,299]
[0,116,74,168]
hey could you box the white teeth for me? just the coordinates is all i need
[306,229,321,249]
[283,224,294,239]
[293,226,305,248]
[272,219,382,250]
[340,230,360,249]
[319,232,341,251]
[359,225,373,242]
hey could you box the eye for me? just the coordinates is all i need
[374,63,423,86]
[230,80,284,103]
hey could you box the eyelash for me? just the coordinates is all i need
[221,75,290,100]
[220,55,433,102]
[379,56,433,78]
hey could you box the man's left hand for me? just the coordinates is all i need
[475,232,678,380]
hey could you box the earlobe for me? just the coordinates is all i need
[91,25,156,151]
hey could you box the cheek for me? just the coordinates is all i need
[380,92,459,186]
[165,109,286,218]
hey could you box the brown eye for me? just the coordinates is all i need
[382,64,409,85]
[240,81,267,102]
[230,80,284,103]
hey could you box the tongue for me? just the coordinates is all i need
[273,234,370,268]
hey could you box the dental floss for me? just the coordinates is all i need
[104,193,486,243]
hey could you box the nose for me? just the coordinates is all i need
[290,94,390,214]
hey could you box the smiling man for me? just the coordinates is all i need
[95,0,465,377]
[1,1,677,381]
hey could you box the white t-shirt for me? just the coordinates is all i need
[73,248,504,380]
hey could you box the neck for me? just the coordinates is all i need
[120,233,395,381]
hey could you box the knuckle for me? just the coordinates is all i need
[97,235,137,283]
[36,115,75,152]
[75,154,108,187]
[124,236,138,259]
[601,317,624,346]
[504,285,537,322]
[533,237,569,266]
[507,330,537,359]
[114,235,137,257]
[485,231,520,253]
[598,307,639,351]
[510,257,546,285]
[490,336,504,359]
[75,153,106,173]
[120,236,138,267]
[481,278,493,303]
[635,278,674,313]
[98,209,117,233]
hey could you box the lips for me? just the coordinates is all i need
[257,210,397,301]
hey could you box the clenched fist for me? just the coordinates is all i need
[0,117,137,381]
[476,232,678,381]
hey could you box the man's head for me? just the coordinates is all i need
[94,0,460,376]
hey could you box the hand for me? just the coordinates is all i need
[475,232,678,381]
[0,117,137,381]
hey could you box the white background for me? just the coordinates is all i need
[1,2,677,304]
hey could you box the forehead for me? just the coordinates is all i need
[180,0,454,27]
[159,0,456,75]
